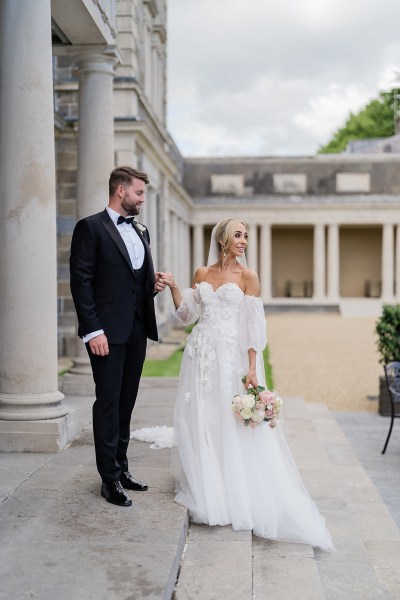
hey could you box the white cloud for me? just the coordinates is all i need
[167,0,400,156]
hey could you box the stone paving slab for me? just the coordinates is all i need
[253,538,325,600]
[175,526,252,600]
[0,384,187,600]
[173,395,400,600]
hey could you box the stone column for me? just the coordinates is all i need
[313,224,325,300]
[147,188,158,269]
[381,223,394,300]
[76,51,116,218]
[247,224,258,272]
[0,0,66,423]
[327,224,339,300]
[185,222,192,286]
[395,225,400,300]
[193,224,205,272]
[171,213,180,284]
[178,218,185,287]
[68,51,116,378]
[260,224,272,302]
[161,187,172,318]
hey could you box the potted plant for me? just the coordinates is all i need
[375,304,400,416]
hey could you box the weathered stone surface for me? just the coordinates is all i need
[175,536,252,600]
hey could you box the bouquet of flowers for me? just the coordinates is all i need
[232,378,283,429]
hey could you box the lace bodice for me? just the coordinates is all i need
[175,281,267,352]
[195,282,243,337]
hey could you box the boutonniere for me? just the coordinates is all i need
[136,223,147,235]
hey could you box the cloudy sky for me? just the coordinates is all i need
[167,0,400,156]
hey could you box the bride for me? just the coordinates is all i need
[163,218,334,552]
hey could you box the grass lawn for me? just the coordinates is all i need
[142,343,274,389]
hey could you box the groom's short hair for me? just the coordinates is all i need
[109,166,149,196]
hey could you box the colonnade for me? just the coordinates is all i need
[190,222,400,304]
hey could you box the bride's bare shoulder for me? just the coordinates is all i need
[242,268,260,294]
[242,268,259,281]
[193,266,209,284]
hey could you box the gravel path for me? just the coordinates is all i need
[266,313,382,412]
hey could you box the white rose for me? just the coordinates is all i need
[241,394,256,409]
[240,407,253,420]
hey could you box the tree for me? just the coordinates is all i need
[318,88,400,154]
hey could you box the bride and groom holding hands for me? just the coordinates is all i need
[70,166,334,552]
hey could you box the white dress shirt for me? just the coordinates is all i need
[83,207,145,343]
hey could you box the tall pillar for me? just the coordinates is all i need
[0,1,66,426]
[395,225,400,300]
[313,224,325,300]
[178,218,185,287]
[193,224,205,272]
[171,213,180,284]
[185,222,192,286]
[68,51,116,379]
[147,188,158,269]
[247,224,258,272]
[76,51,116,218]
[382,224,394,301]
[260,224,272,302]
[327,224,339,300]
[161,186,172,318]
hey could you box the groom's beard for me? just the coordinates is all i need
[121,196,141,216]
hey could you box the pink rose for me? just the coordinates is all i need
[259,391,275,404]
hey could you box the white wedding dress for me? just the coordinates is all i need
[171,281,334,552]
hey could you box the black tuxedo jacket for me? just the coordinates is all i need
[70,209,158,343]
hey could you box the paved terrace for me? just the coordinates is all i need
[1,378,400,599]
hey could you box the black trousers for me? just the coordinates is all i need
[87,314,147,483]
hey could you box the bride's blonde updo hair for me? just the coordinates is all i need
[214,218,248,255]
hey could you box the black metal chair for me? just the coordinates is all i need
[381,361,400,454]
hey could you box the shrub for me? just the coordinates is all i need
[376,304,400,364]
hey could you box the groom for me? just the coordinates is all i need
[70,166,167,507]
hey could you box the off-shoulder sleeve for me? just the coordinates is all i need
[174,288,201,325]
[239,295,267,352]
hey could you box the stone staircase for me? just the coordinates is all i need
[2,388,399,599]
[174,398,400,599]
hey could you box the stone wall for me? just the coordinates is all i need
[184,156,400,198]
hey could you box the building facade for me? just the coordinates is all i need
[0,0,191,450]
[1,0,399,451]
[184,155,400,317]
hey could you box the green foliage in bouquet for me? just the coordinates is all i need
[376,304,400,364]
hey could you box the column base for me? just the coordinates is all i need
[0,391,67,421]
[0,410,79,452]
[69,355,92,375]
[61,373,95,396]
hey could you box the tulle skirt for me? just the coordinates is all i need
[172,336,335,552]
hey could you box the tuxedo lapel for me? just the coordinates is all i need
[131,221,155,282]
[100,211,136,276]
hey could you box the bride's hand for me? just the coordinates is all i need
[245,371,258,389]
[163,272,176,289]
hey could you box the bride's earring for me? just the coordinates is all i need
[220,243,226,260]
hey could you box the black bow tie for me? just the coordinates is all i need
[117,215,135,225]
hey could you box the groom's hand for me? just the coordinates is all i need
[89,333,109,356]
[154,272,167,293]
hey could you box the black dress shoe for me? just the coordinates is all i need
[120,471,148,491]
[101,481,132,506]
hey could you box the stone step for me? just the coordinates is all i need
[175,526,252,600]
[173,397,400,599]
[284,398,400,599]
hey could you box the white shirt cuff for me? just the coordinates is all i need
[83,330,104,344]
